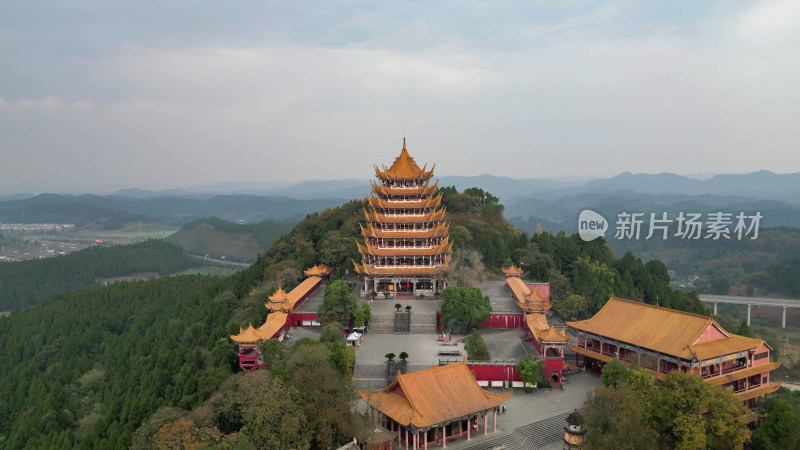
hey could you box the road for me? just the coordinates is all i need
[699,294,800,309]
[188,254,251,268]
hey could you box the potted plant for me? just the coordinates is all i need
[405,305,412,312]
[385,352,396,362]
[394,303,402,312]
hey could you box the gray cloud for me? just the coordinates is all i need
[1,1,799,193]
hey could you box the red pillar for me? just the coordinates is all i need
[494,411,497,432]
[467,417,471,440]
[424,430,428,450]
[442,424,446,448]
[484,413,487,435]
[405,428,408,450]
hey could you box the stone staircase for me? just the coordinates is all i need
[459,409,583,450]
[368,313,395,334]
[410,313,438,334]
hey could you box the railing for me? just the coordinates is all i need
[439,359,523,366]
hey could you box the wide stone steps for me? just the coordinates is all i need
[368,313,395,334]
[410,324,438,334]
[458,410,581,450]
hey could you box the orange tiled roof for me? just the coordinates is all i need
[231,312,289,343]
[368,193,442,210]
[357,239,452,257]
[360,223,449,240]
[371,180,439,198]
[353,255,451,276]
[365,208,446,224]
[706,362,781,385]
[567,297,765,361]
[733,383,781,402]
[502,265,524,276]
[526,313,568,343]
[506,277,551,311]
[359,361,510,428]
[374,139,435,181]
[304,263,332,277]
[268,286,289,303]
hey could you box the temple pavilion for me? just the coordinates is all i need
[354,139,451,298]
[503,265,552,313]
[568,297,781,409]
[359,361,510,449]
[524,313,568,385]
[230,266,327,370]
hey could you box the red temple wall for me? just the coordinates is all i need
[479,314,525,329]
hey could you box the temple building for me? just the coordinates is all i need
[524,313,568,386]
[567,297,781,409]
[354,139,451,298]
[504,265,552,313]
[359,361,510,449]
[230,266,327,370]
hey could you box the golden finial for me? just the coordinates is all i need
[402,137,406,150]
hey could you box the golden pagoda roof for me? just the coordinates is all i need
[304,263,332,277]
[567,297,765,361]
[526,313,568,343]
[502,265,524,277]
[359,361,510,428]
[367,193,442,210]
[371,180,439,198]
[374,139,435,181]
[230,312,289,343]
[268,286,289,303]
[357,239,452,257]
[361,222,450,240]
[364,208,446,224]
[353,255,451,276]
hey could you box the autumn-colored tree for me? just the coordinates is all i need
[153,418,201,450]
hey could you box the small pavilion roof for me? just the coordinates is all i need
[506,277,551,311]
[526,313,568,343]
[268,286,289,303]
[304,263,332,277]
[502,265,524,277]
[359,361,510,428]
[567,297,764,361]
[230,311,289,343]
[374,139,435,181]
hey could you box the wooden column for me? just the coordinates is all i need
[424,430,428,450]
[467,417,471,440]
[494,411,497,432]
[405,429,409,450]
[484,413,488,435]
[442,424,446,448]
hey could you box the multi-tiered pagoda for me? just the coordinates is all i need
[353,139,451,297]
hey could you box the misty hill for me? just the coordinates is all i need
[0,193,351,226]
[166,217,294,262]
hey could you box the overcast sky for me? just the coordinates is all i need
[2,1,799,193]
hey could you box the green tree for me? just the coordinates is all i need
[260,339,286,371]
[552,294,589,321]
[240,376,311,450]
[398,352,409,361]
[317,279,357,325]
[320,322,345,343]
[600,358,628,388]
[751,397,800,450]
[515,355,544,392]
[570,256,617,312]
[439,286,492,333]
[584,386,659,450]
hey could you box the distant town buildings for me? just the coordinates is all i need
[0,223,75,234]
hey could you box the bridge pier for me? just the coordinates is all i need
[713,301,718,315]
[783,306,787,329]
[747,304,751,326]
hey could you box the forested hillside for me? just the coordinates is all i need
[0,240,195,311]
[0,188,707,449]
[166,217,294,263]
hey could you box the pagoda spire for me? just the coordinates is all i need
[403,137,406,150]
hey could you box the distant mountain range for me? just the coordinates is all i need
[1,170,799,230]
